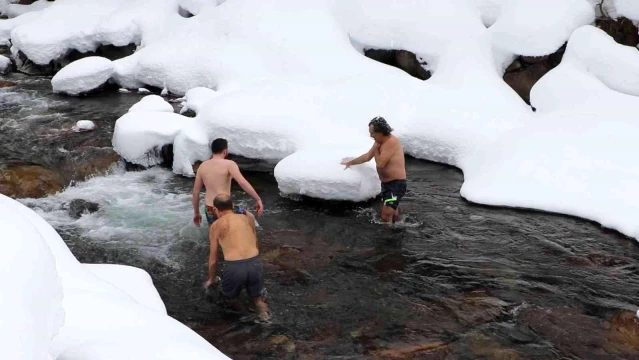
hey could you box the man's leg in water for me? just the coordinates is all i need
[246,256,271,321]
[381,204,395,223]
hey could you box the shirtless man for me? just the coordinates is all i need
[192,138,264,227]
[204,194,270,321]
[341,116,407,223]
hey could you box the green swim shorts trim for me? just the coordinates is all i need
[384,196,397,204]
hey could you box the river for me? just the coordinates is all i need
[2,70,639,359]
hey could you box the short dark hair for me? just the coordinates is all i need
[211,138,228,154]
[369,116,393,136]
[213,194,234,211]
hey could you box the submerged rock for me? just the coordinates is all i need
[67,199,100,218]
[0,164,63,198]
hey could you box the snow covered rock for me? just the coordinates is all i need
[490,0,595,56]
[2,194,231,360]
[0,194,64,360]
[275,148,381,202]
[0,54,11,74]
[180,87,217,115]
[51,57,114,96]
[4,0,52,18]
[562,25,639,96]
[72,120,96,132]
[615,0,639,22]
[129,95,174,113]
[113,112,192,167]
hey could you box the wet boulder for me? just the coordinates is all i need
[0,79,17,88]
[67,199,100,219]
[0,164,63,198]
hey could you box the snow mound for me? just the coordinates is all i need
[0,9,40,46]
[4,0,52,18]
[0,194,64,360]
[615,0,639,21]
[469,0,504,27]
[172,120,211,176]
[129,95,174,113]
[113,111,192,167]
[275,148,381,202]
[0,54,10,74]
[51,57,113,96]
[490,0,594,56]
[178,0,221,16]
[72,120,96,132]
[2,194,231,359]
[562,25,639,96]
[180,87,217,115]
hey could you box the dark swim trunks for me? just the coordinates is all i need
[381,179,407,209]
[204,205,246,225]
[220,255,265,298]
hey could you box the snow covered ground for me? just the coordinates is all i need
[0,194,230,359]
[2,0,639,242]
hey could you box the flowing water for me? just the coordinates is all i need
[3,73,639,359]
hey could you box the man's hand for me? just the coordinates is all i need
[255,199,264,216]
[203,277,217,289]
[341,159,352,170]
[193,213,202,227]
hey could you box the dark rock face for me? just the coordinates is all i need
[0,164,64,198]
[503,44,566,104]
[364,49,431,80]
[596,17,639,47]
[68,199,100,218]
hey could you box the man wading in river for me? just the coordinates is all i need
[192,138,264,227]
[204,194,271,322]
[341,116,407,223]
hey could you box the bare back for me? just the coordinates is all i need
[375,135,406,182]
[197,159,234,206]
[210,214,259,261]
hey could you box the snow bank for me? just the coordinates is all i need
[51,57,113,96]
[0,54,10,74]
[4,0,52,18]
[275,147,381,201]
[178,0,221,16]
[615,0,639,21]
[72,120,96,132]
[489,0,594,56]
[129,95,175,113]
[562,25,639,96]
[113,111,192,166]
[469,0,504,27]
[2,194,230,360]
[0,194,64,360]
[0,9,40,46]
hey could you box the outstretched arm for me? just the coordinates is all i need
[341,143,377,169]
[192,169,203,226]
[229,162,264,215]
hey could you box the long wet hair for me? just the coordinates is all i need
[369,116,393,136]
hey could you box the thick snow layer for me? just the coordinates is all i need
[180,87,217,115]
[469,0,504,27]
[0,54,10,73]
[275,147,381,202]
[4,0,52,18]
[51,57,113,96]
[461,117,639,240]
[615,0,639,21]
[489,0,594,56]
[0,194,64,360]
[3,194,230,359]
[72,120,96,132]
[178,0,220,16]
[113,111,192,166]
[0,9,40,46]
[84,264,167,314]
[129,95,175,113]
[563,26,639,96]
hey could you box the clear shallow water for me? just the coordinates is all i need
[4,73,639,359]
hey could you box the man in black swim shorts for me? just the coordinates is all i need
[204,194,270,321]
[342,116,407,223]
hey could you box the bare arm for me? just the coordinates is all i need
[229,162,264,215]
[343,143,377,168]
[375,140,397,169]
[192,169,203,214]
[207,224,220,282]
